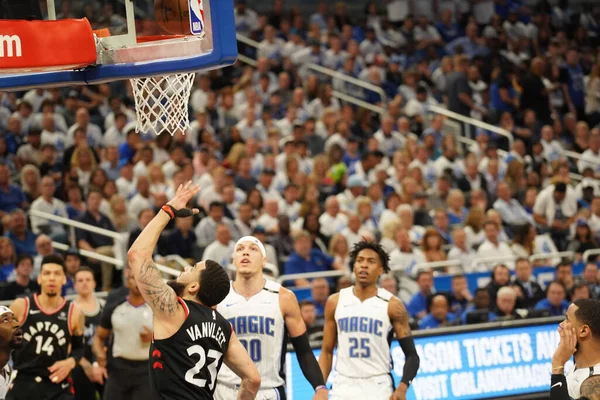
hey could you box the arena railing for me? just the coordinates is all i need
[529,251,574,264]
[163,254,192,269]
[277,270,347,285]
[583,249,600,262]
[235,33,388,106]
[562,149,600,168]
[427,104,514,148]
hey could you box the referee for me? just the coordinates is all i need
[550,299,600,400]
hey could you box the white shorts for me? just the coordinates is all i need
[330,373,394,400]
[214,383,285,400]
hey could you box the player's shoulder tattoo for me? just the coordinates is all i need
[581,375,600,400]
[139,259,179,316]
[389,297,409,325]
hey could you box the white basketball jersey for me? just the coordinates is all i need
[216,280,286,388]
[334,287,394,378]
[0,364,12,400]
[567,362,600,399]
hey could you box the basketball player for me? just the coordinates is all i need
[550,299,600,400]
[128,181,261,400]
[319,241,420,400]
[7,254,86,400]
[0,306,24,399]
[214,236,328,400]
[72,267,105,399]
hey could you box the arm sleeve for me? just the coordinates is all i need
[398,336,420,387]
[290,333,325,389]
[550,374,571,400]
[70,334,85,362]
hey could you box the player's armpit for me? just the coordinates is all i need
[223,330,261,400]
[581,375,600,400]
[389,297,411,338]
[279,288,307,337]
[136,259,182,320]
[318,293,339,382]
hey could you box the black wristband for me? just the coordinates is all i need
[161,205,194,219]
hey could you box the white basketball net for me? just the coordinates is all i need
[129,73,195,136]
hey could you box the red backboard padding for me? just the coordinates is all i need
[0,18,96,72]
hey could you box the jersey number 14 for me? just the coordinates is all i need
[35,336,55,356]
[185,345,223,390]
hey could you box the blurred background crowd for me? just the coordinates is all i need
[0,0,600,338]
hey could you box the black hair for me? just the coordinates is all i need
[474,287,488,296]
[197,260,230,307]
[451,274,466,281]
[40,254,66,274]
[547,280,567,294]
[209,201,225,211]
[74,266,95,280]
[349,241,390,273]
[555,261,572,272]
[426,292,450,312]
[574,299,600,339]
[299,300,314,308]
[16,254,33,267]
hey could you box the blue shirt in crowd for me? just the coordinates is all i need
[534,298,570,316]
[419,312,457,329]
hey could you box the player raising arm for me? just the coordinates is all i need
[319,242,420,400]
[127,181,260,400]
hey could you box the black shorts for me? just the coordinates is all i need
[7,374,73,400]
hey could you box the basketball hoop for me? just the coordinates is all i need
[130,72,195,136]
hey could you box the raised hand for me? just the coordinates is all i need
[166,180,201,212]
[553,320,578,368]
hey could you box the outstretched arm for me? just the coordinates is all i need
[127,181,200,322]
[389,296,420,400]
[280,288,328,400]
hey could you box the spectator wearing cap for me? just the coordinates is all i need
[534,280,569,316]
[493,181,533,227]
[16,128,43,167]
[533,182,577,251]
[336,175,366,215]
[0,164,27,215]
[201,223,234,269]
[195,201,233,248]
[29,175,68,242]
[373,115,405,157]
[476,221,514,270]
[256,168,280,200]
[284,230,343,288]
[0,254,38,300]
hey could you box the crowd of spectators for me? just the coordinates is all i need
[0,0,600,336]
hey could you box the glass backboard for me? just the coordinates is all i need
[0,0,237,90]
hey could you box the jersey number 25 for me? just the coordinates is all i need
[349,338,370,358]
[185,345,223,390]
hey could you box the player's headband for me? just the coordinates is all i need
[0,306,12,316]
[234,236,267,258]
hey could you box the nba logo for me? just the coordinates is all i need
[189,0,205,36]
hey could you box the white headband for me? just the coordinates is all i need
[235,236,267,258]
[0,306,11,316]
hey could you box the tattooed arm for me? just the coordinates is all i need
[581,375,600,400]
[389,296,420,400]
[127,181,200,324]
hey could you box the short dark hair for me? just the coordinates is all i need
[547,280,567,294]
[349,241,390,273]
[41,254,66,274]
[299,300,314,308]
[451,274,466,281]
[16,254,33,267]
[574,299,600,339]
[416,270,433,281]
[197,260,230,307]
[556,261,572,272]
[74,266,95,280]
[209,201,224,211]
